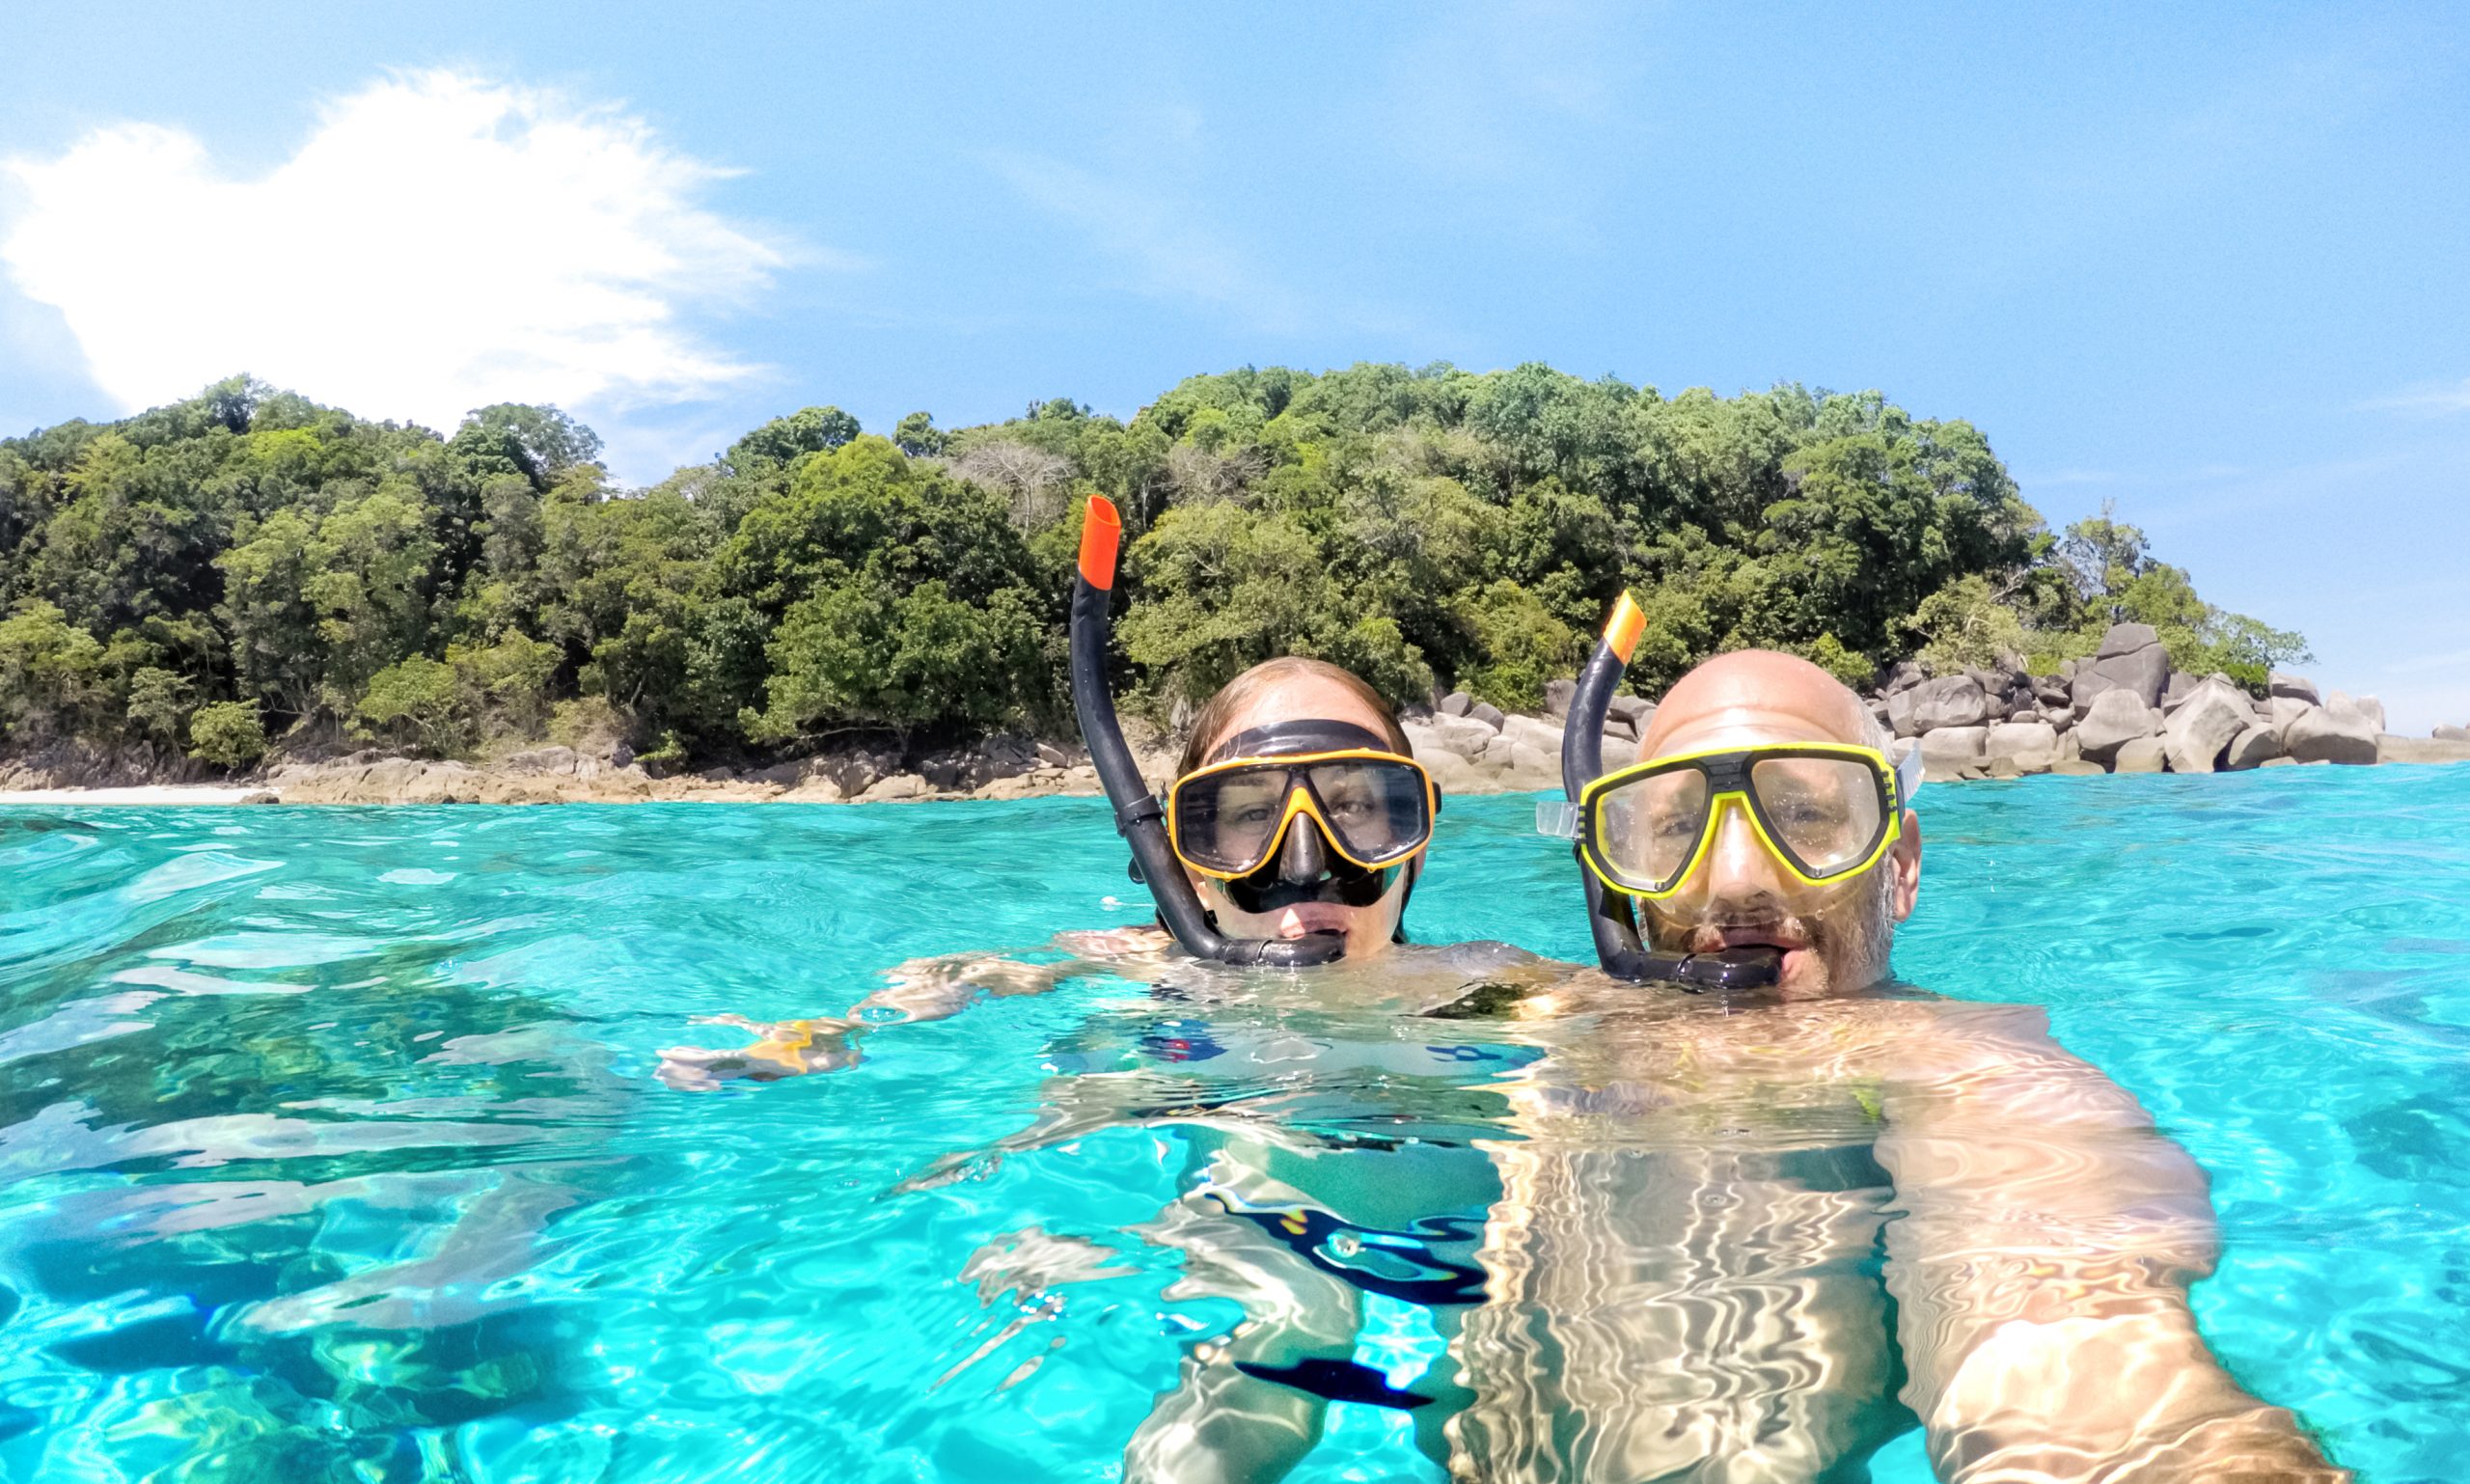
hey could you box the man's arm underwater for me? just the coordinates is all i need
[1872,1001,2346,1482]
[654,926,1172,1089]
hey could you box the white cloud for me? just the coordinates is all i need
[1,69,783,432]
[2356,378,2470,415]
[990,150,1308,332]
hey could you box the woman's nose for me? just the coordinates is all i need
[1278,813,1330,882]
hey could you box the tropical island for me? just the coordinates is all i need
[1,364,2458,804]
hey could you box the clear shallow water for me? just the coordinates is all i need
[0,765,2464,1480]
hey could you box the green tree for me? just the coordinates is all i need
[751,581,1043,738]
[355,655,467,756]
[536,484,728,741]
[217,509,323,715]
[0,599,108,743]
[892,412,948,457]
[1117,502,1433,709]
[304,488,440,707]
[450,404,603,489]
[1905,574,2029,673]
[2058,502,2151,622]
[187,700,267,769]
[727,438,1052,737]
[449,632,561,736]
[126,666,193,745]
[727,405,861,471]
[1451,581,1581,709]
[2044,503,2309,686]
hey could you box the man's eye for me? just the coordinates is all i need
[1775,798,1845,828]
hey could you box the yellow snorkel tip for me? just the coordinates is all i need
[1603,591,1645,663]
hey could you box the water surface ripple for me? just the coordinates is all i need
[0,767,2462,1480]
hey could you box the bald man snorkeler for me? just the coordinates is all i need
[1445,641,2347,1482]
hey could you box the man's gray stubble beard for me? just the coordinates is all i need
[1637,865,1896,993]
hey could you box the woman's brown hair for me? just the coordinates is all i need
[1177,657,1414,774]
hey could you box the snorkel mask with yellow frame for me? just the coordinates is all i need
[1545,594,1922,990]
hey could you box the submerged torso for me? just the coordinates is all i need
[1450,979,1934,1482]
[925,947,2100,1481]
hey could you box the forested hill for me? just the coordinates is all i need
[0,365,2304,772]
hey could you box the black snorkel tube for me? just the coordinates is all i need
[1560,593,1781,992]
[1069,496,1346,969]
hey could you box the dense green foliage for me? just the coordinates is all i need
[0,368,2305,769]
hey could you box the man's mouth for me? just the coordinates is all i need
[1699,923,1807,952]
[1689,921,1813,978]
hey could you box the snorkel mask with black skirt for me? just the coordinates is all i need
[1069,497,1435,967]
[1170,718,1435,930]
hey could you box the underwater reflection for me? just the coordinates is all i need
[1449,974,2346,1482]
[677,938,1562,1478]
[679,933,2345,1481]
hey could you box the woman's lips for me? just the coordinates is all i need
[1276,904,1353,938]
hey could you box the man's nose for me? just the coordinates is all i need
[1699,800,1785,898]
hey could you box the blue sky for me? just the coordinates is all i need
[3,3,2464,728]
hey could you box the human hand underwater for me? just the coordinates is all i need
[654,1014,863,1090]
[1050,925,1172,962]
[654,930,1167,1093]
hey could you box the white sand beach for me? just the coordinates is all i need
[0,785,270,806]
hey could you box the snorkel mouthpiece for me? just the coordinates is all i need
[1068,496,1345,968]
[1642,945,1785,990]
[1558,592,1782,993]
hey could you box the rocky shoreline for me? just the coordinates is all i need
[3,623,2464,807]
[1858,621,2470,782]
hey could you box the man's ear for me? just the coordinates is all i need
[1887,810,1922,922]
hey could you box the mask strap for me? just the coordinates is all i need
[1894,743,1924,807]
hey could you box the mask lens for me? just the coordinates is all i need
[1176,767,1296,875]
[1748,756,1884,878]
[1596,766,1710,892]
[1300,759,1429,864]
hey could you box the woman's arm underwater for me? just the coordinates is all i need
[654,925,1173,1089]
[1871,1002,2346,1482]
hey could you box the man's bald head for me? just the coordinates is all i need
[1637,649,1878,760]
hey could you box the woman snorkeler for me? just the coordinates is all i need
[657,498,1551,1081]
[657,501,1557,1480]
[650,651,1506,1079]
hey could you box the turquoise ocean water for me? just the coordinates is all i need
[1,763,2465,1480]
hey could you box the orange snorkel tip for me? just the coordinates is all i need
[1078,496,1122,591]
[1604,591,1645,663]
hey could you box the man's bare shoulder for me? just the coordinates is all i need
[1509,970,2077,1081]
